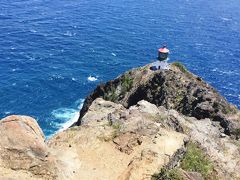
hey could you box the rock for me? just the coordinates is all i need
[48,98,187,180]
[1,64,240,180]
[193,101,215,119]
[181,170,204,180]
[220,133,227,138]
[76,63,239,136]
[134,100,160,115]
[113,132,143,155]
[174,114,240,179]
[1,99,239,179]
[81,98,124,125]
[164,146,187,169]
[0,115,58,179]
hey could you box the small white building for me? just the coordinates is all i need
[151,60,169,70]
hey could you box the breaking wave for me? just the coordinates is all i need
[50,99,84,135]
[87,75,98,82]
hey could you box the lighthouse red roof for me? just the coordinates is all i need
[158,47,169,53]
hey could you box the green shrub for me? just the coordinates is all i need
[105,87,118,102]
[152,142,215,180]
[172,62,188,74]
[111,121,123,139]
[121,74,133,93]
[109,90,118,102]
[233,128,240,139]
[222,105,238,115]
[112,121,121,130]
[180,142,214,179]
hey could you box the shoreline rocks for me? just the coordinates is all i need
[0,63,240,179]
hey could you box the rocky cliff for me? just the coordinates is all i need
[0,62,240,180]
[76,63,239,136]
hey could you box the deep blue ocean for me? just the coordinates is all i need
[1,0,240,137]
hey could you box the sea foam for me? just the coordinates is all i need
[87,75,98,82]
[51,99,84,135]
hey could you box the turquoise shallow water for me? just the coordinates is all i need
[0,0,240,137]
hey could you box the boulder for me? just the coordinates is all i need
[0,115,58,179]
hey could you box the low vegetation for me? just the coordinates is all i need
[222,105,238,115]
[172,62,188,73]
[97,121,123,142]
[121,74,133,94]
[104,74,133,102]
[233,128,240,139]
[181,142,214,179]
[110,121,123,139]
[152,142,215,180]
[152,114,168,123]
[104,87,118,102]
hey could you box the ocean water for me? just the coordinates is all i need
[1,0,240,137]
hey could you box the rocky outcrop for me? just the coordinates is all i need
[0,100,188,180]
[161,108,240,179]
[1,97,240,179]
[59,98,240,179]
[76,63,239,136]
[0,115,58,179]
[48,98,187,180]
[1,63,240,180]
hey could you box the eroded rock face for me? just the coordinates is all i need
[0,115,58,179]
[1,64,239,180]
[1,98,239,180]
[76,64,239,136]
[48,98,187,180]
[0,101,187,180]
[53,98,240,179]
[164,109,240,179]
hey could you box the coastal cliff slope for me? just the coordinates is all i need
[0,63,240,179]
[77,63,239,136]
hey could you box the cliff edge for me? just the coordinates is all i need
[0,62,240,180]
[76,63,239,136]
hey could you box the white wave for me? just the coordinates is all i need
[4,112,11,115]
[49,74,64,80]
[221,17,232,21]
[87,75,98,81]
[72,77,76,81]
[75,99,84,109]
[51,99,84,135]
[51,109,80,131]
[61,112,80,130]
[212,68,218,72]
[219,70,239,75]
[63,31,76,37]
[30,29,37,33]
[51,108,76,121]
[111,52,117,56]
